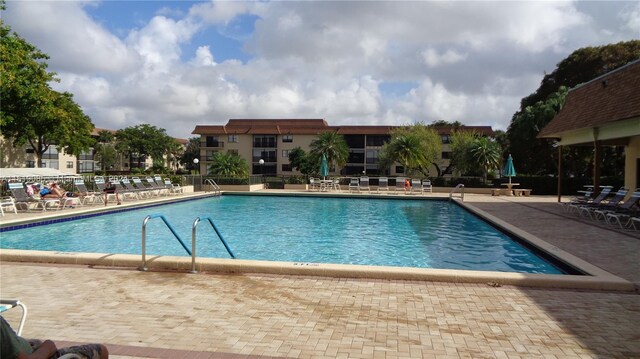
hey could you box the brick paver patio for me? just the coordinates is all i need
[1,193,639,358]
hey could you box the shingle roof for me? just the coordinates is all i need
[538,60,640,138]
[192,119,494,136]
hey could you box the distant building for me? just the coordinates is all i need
[0,128,188,174]
[192,119,493,177]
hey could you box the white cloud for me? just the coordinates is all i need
[621,2,640,33]
[422,48,468,67]
[2,0,638,139]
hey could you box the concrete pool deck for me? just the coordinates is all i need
[1,191,639,358]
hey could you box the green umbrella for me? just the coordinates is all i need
[320,154,329,179]
[504,154,516,185]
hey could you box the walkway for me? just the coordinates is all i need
[1,193,638,358]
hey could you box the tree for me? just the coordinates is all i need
[115,124,171,169]
[448,130,479,176]
[207,152,249,177]
[309,132,349,170]
[1,21,94,166]
[470,137,501,184]
[165,140,183,174]
[378,124,441,177]
[507,40,640,175]
[180,137,200,172]
[507,87,567,175]
[93,130,118,172]
[288,147,318,177]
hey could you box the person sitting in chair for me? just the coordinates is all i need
[1,316,109,359]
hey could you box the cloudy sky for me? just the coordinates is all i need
[3,1,639,139]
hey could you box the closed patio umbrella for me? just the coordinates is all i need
[320,154,329,180]
[504,154,516,185]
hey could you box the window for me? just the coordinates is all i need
[66,161,74,169]
[395,166,404,174]
[282,164,292,172]
[26,161,35,168]
[253,135,276,148]
[227,149,239,156]
[366,149,379,164]
[228,135,238,143]
[282,150,291,158]
[441,151,451,159]
[206,136,223,148]
[441,135,450,144]
[282,134,293,143]
[366,135,389,147]
[253,149,276,163]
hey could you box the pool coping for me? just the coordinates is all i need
[0,195,635,291]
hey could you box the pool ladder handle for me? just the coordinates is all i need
[449,184,465,202]
[140,214,235,274]
[204,178,221,195]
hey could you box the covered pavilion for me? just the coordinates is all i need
[539,59,640,199]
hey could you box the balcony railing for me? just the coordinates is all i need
[205,141,224,148]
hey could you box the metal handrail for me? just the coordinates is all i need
[140,214,192,271]
[204,178,221,195]
[191,216,235,273]
[449,184,465,202]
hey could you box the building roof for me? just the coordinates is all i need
[192,119,494,136]
[538,60,640,138]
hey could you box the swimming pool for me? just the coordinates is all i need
[0,195,564,274]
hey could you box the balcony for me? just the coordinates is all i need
[205,141,224,148]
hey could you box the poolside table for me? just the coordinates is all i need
[500,183,520,196]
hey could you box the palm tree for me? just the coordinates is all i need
[207,152,249,177]
[309,132,349,170]
[380,135,428,176]
[470,137,501,184]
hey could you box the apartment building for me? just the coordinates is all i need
[192,119,494,177]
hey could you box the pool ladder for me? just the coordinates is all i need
[449,184,465,202]
[204,178,221,195]
[140,214,235,273]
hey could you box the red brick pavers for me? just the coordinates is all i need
[1,263,639,358]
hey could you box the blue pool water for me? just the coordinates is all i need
[0,195,564,274]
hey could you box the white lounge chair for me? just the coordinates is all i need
[348,178,359,193]
[359,176,371,193]
[377,177,389,193]
[309,178,320,191]
[73,179,102,205]
[1,299,27,336]
[8,182,60,211]
[164,178,184,194]
[394,177,406,194]
[410,179,421,194]
[421,179,433,193]
[0,197,18,216]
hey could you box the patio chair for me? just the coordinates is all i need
[603,189,640,227]
[131,177,154,197]
[146,177,169,196]
[8,182,60,212]
[410,179,421,194]
[153,176,171,195]
[377,177,389,193]
[0,197,18,216]
[576,187,628,219]
[394,177,406,194]
[94,177,120,203]
[359,176,371,193]
[421,179,433,193]
[164,178,184,194]
[73,179,102,205]
[0,299,27,336]
[121,178,147,199]
[348,178,360,193]
[332,178,341,192]
[308,177,320,191]
[565,187,613,214]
